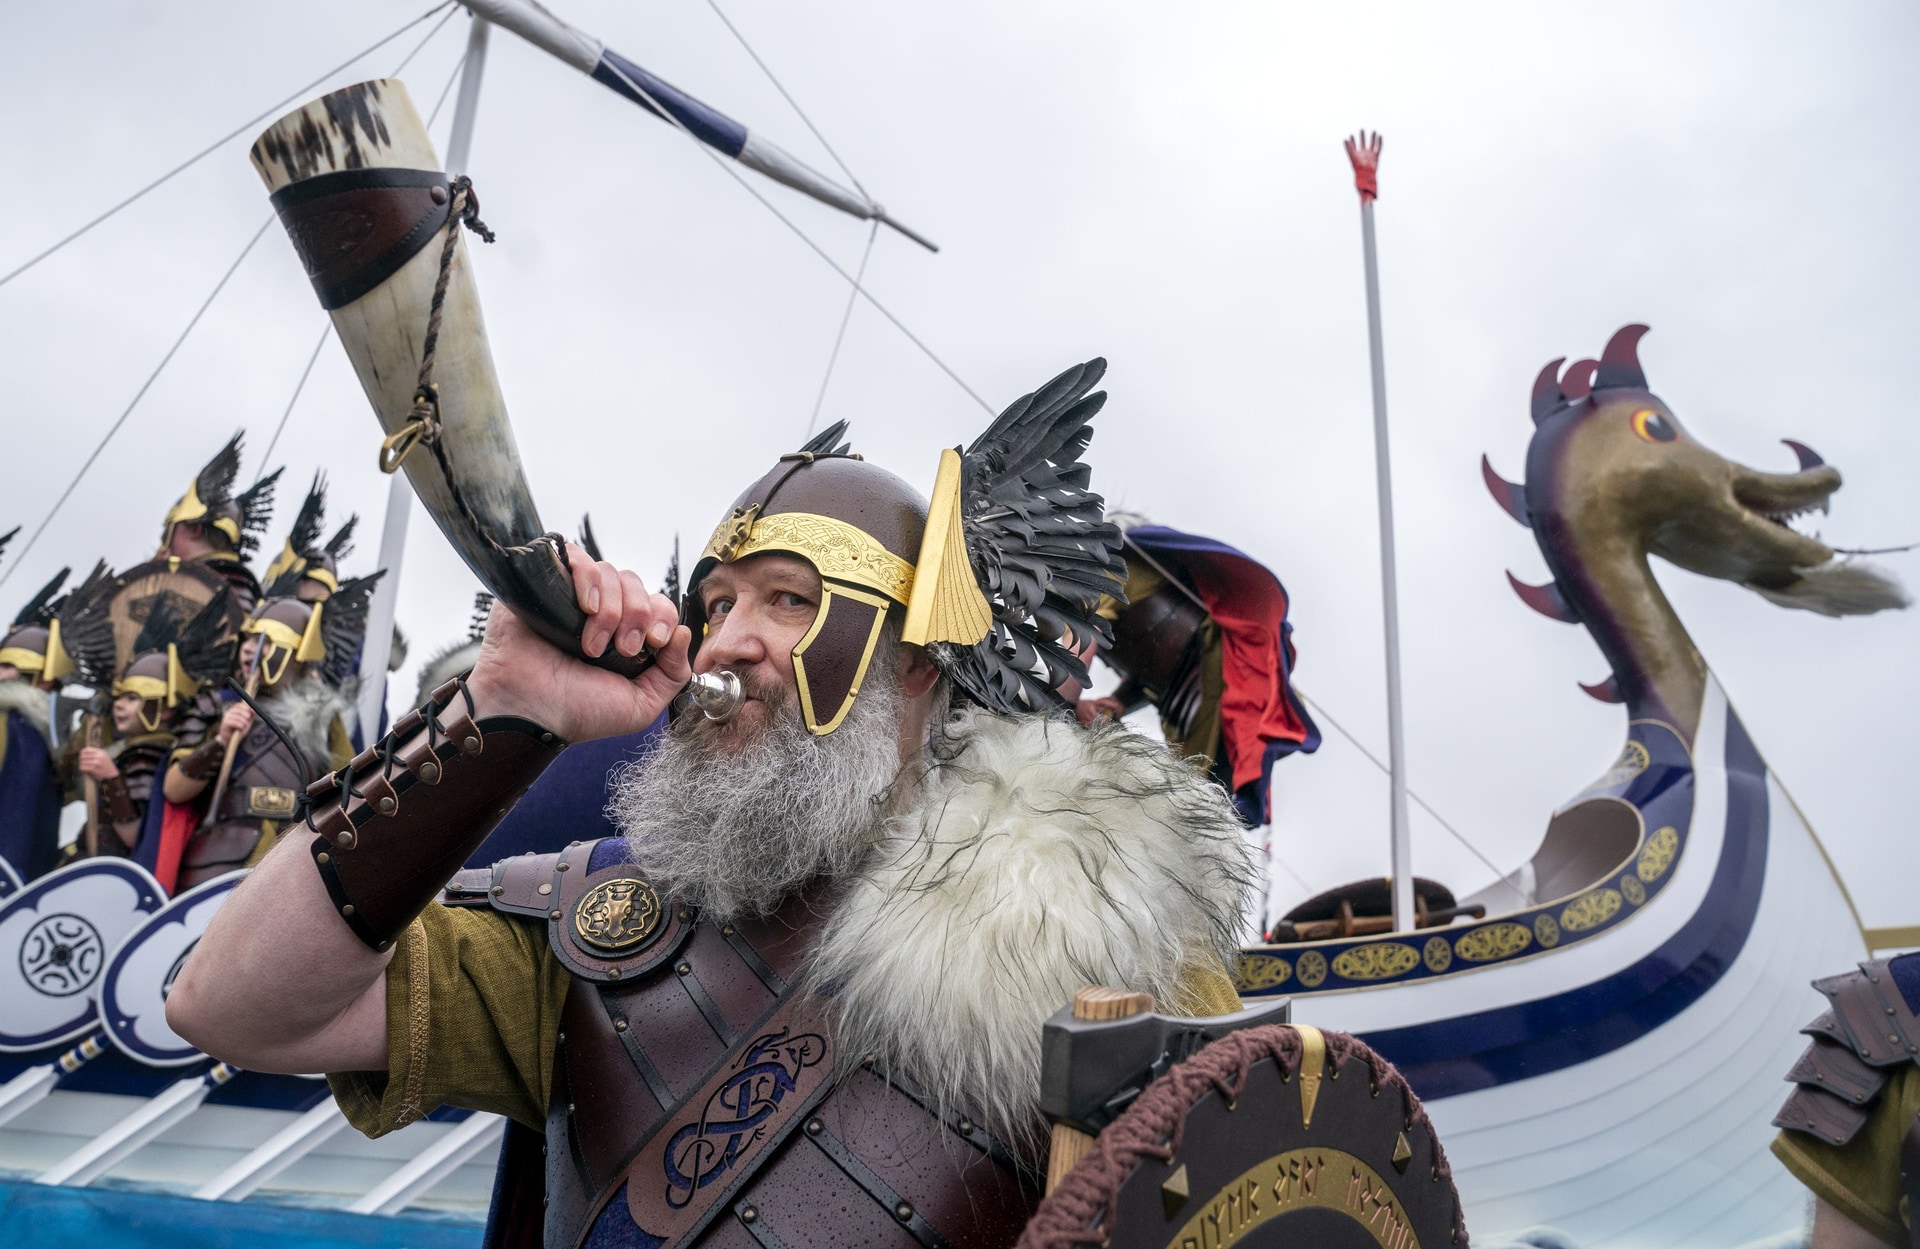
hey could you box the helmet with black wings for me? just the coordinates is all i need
[241,572,382,690]
[263,471,358,601]
[684,359,1125,734]
[0,564,81,685]
[159,432,283,558]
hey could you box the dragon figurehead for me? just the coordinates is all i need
[1484,324,1907,741]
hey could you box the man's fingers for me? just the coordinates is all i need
[645,592,679,648]
[580,562,622,658]
[612,570,651,656]
[565,543,599,616]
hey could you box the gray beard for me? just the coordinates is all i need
[610,661,907,922]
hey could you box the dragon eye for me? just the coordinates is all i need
[1631,409,1676,443]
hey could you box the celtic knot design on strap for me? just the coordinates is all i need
[662,1027,827,1208]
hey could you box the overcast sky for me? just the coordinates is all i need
[1,1,1913,929]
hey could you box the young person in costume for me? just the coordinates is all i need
[1076,517,1320,826]
[58,577,236,864]
[161,577,377,890]
[1773,952,1920,1248]
[155,433,282,619]
[173,362,1258,1249]
[0,567,79,879]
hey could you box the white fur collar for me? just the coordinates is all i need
[258,677,355,772]
[808,708,1254,1153]
[0,680,51,743]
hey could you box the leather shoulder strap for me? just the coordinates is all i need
[546,839,692,983]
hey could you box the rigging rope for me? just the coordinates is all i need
[0,1,456,292]
[594,56,994,415]
[255,324,333,482]
[1293,688,1508,884]
[803,220,879,438]
[699,0,870,199]
[0,217,275,589]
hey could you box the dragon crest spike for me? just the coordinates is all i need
[1481,455,1531,528]
[1579,675,1624,704]
[1530,357,1567,425]
[1593,323,1651,391]
[1782,439,1825,471]
[1559,359,1598,402]
[1506,571,1580,623]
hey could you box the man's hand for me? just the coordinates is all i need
[76,746,119,780]
[1076,696,1126,727]
[217,702,254,745]
[465,544,693,742]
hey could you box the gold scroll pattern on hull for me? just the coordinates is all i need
[1559,888,1624,933]
[1332,942,1422,982]
[1163,1148,1420,1249]
[1452,922,1532,963]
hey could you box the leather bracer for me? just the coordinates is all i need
[96,772,138,826]
[303,677,565,951]
[174,736,226,781]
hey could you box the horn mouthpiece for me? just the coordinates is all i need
[682,671,744,723]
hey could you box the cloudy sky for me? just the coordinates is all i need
[1,1,1913,929]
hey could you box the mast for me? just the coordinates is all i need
[355,14,492,740]
[1345,131,1414,934]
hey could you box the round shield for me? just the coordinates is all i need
[99,870,246,1066]
[0,858,163,1053]
[1020,1024,1465,1249]
[99,559,235,676]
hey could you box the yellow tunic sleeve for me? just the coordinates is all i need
[327,900,572,1135]
[1771,1064,1920,1246]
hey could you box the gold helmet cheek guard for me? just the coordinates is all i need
[245,603,326,687]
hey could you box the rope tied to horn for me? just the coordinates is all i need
[379,175,495,475]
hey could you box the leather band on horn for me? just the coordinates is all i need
[269,168,453,310]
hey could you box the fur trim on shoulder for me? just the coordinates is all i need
[0,680,51,743]
[808,708,1254,1154]
[261,677,355,774]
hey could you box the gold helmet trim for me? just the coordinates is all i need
[900,448,993,649]
[243,602,327,685]
[791,581,893,736]
[162,480,241,548]
[700,507,916,606]
[0,620,74,684]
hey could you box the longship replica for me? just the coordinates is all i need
[0,5,1908,1248]
[1235,325,1906,1245]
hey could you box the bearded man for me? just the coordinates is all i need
[170,363,1254,1248]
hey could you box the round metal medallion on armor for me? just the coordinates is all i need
[573,877,664,953]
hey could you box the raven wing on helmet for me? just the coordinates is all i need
[233,469,282,559]
[903,359,1125,715]
[317,573,383,687]
[55,562,124,689]
[11,566,72,632]
[264,471,329,595]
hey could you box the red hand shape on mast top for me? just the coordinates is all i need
[1344,131,1384,202]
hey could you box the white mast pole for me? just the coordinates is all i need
[355,14,491,739]
[1346,132,1414,934]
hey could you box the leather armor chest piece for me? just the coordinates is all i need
[460,839,1041,1249]
[182,712,316,886]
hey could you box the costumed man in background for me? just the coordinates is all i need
[1773,952,1920,1248]
[1076,517,1319,827]
[155,433,281,620]
[0,567,78,879]
[261,471,359,606]
[60,582,235,864]
[172,363,1256,1249]
[161,578,376,890]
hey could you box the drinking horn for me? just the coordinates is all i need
[250,79,652,678]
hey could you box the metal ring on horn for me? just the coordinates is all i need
[378,388,442,474]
